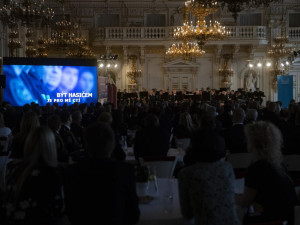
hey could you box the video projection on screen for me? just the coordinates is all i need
[3,58,98,106]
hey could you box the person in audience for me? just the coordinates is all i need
[134,113,170,160]
[11,111,40,159]
[70,111,84,146]
[98,112,126,161]
[0,112,13,153]
[59,110,80,155]
[178,129,240,225]
[64,122,140,225]
[236,121,297,224]
[285,110,300,154]
[222,108,247,153]
[173,112,195,139]
[1,126,64,225]
[47,115,68,163]
[244,108,258,124]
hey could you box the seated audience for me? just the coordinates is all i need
[98,112,126,161]
[64,122,140,225]
[285,110,300,154]
[10,111,40,159]
[173,112,195,139]
[244,108,258,124]
[47,115,68,163]
[0,112,13,153]
[70,111,84,146]
[59,110,80,154]
[178,130,240,225]
[1,126,64,225]
[222,108,247,153]
[236,121,297,224]
[134,114,170,160]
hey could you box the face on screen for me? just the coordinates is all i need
[10,78,35,106]
[41,66,63,91]
[78,71,94,93]
[59,66,79,92]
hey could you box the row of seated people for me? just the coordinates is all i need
[117,87,265,104]
[0,99,299,225]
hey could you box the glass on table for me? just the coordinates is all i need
[162,177,175,214]
[147,166,159,197]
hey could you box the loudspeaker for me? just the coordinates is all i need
[0,75,6,88]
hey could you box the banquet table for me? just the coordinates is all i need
[125,147,185,163]
[137,177,245,225]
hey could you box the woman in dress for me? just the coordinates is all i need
[178,129,240,225]
[1,126,64,225]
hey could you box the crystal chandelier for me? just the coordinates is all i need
[166,41,205,60]
[267,18,294,89]
[166,0,226,59]
[174,20,226,47]
[0,0,54,57]
[46,0,94,57]
[190,0,278,22]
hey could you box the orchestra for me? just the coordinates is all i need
[117,87,265,105]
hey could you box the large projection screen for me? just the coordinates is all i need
[3,57,98,106]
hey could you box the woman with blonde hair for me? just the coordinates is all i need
[173,112,195,139]
[236,121,296,224]
[2,126,64,225]
[11,111,40,159]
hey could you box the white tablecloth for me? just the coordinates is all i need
[125,147,185,163]
[137,178,183,225]
[137,177,245,225]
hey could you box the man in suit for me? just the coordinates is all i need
[64,123,140,225]
[222,108,247,153]
[59,110,81,154]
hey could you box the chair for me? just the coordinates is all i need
[141,156,177,178]
[227,152,253,169]
[282,155,300,189]
[174,137,191,151]
[283,155,300,172]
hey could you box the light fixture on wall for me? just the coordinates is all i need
[219,54,233,88]
[127,55,142,85]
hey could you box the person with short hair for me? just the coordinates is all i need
[64,122,140,225]
[178,130,239,225]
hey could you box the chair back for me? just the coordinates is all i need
[174,137,191,151]
[0,136,9,156]
[141,156,177,178]
[227,152,253,169]
[283,155,300,172]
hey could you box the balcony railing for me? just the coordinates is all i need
[288,27,300,40]
[94,26,268,41]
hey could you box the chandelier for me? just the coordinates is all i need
[190,0,278,22]
[127,56,142,85]
[267,18,294,89]
[166,41,205,60]
[46,0,94,57]
[174,20,227,47]
[0,0,54,57]
[0,0,54,27]
[166,0,226,59]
